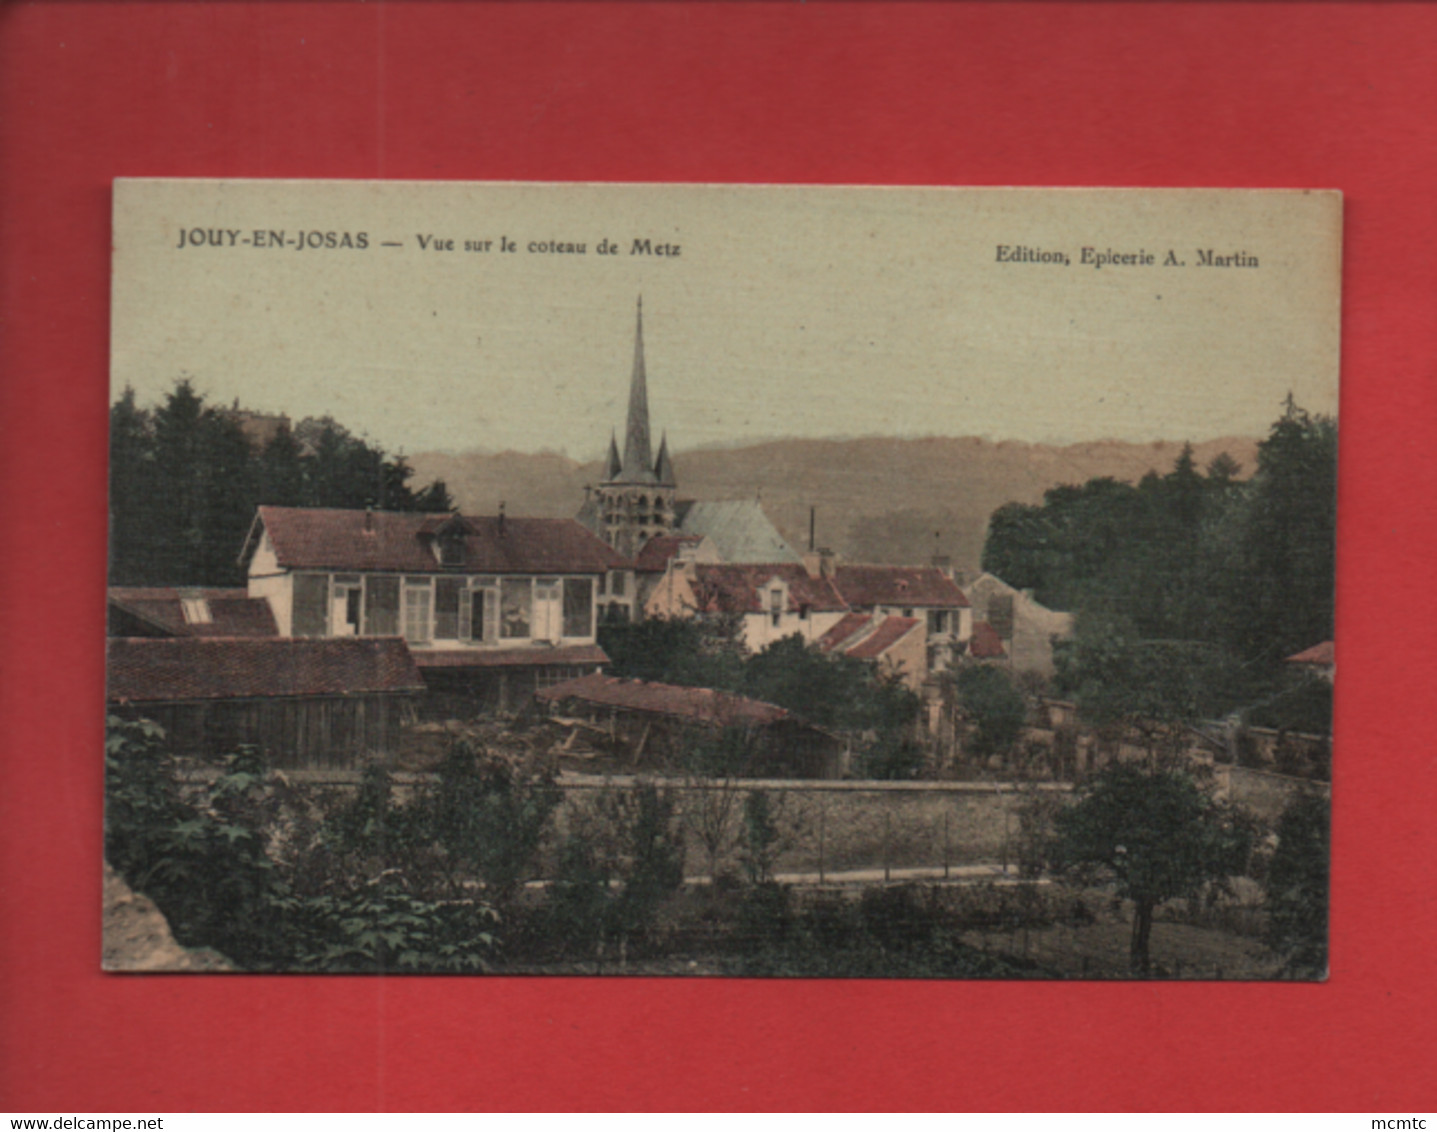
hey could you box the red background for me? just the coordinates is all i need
[2,1,1434,1112]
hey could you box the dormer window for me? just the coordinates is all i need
[438,531,466,567]
[179,595,211,625]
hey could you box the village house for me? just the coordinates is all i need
[238,504,628,712]
[815,612,927,691]
[962,572,1074,676]
[645,560,851,652]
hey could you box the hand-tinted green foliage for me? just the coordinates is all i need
[1264,792,1329,978]
[1051,763,1253,973]
[542,783,686,964]
[105,717,501,972]
[742,635,919,735]
[425,740,561,903]
[109,381,454,586]
[739,790,781,885]
[597,614,747,690]
[984,406,1336,734]
[951,665,1027,755]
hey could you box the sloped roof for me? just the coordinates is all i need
[634,534,705,573]
[844,616,920,660]
[1285,641,1335,666]
[968,621,1008,660]
[108,588,278,638]
[832,565,969,609]
[247,506,625,575]
[674,500,800,564]
[410,645,609,670]
[689,563,848,614]
[815,612,874,653]
[107,637,423,703]
[536,672,791,728]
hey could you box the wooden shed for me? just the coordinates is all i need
[106,636,424,769]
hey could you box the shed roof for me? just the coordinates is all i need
[968,621,1008,660]
[409,645,610,670]
[245,506,625,575]
[536,672,792,729]
[108,587,278,638]
[689,563,848,614]
[844,616,920,660]
[107,637,423,703]
[832,565,969,609]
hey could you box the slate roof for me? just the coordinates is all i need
[107,637,423,703]
[968,621,1008,660]
[674,500,801,564]
[689,563,848,614]
[832,565,969,609]
[536,672,791,729]
[409,645,610,670]
[246,506,625,575]
[1285,641,1335,666]
[844,616,920,660]
[108,588,278,638]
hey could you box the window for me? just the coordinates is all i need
[928,609,949,635]
[769,586,784,628]
[533,578,562,642]
[501,578,532,639]
[403,578,432,644]
[364,575,400,636]
[563,577,594,638]
[609,571,627,597]
[292,574,328,637]
[437,531,466,567]
[179,596,211,625]
[470,578,498,643]
[331,575,362,637]
[434,576,465,640]
[988,594,1015,638]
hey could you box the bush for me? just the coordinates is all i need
[951,665,1027,757]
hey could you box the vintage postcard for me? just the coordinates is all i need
[104,181,1338,978]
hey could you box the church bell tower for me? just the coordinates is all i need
[594,297,678,557]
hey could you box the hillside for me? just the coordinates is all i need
[409,435,1259,573]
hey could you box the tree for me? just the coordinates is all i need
[1264,792,1329,978]
[950,664,1027,758]
[1051,763,1252,974]
[597,614,746,691]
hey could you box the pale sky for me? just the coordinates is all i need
[112,181,1341,459]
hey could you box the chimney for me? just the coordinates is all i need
[363,506,375,534]
[498,501,507,536]
[809,506,816,553]
[931,553,953,578]
[818,547,836,578]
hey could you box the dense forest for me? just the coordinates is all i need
[983,399,1336,732]
[109,380,454,586]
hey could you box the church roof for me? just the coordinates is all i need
[674,500,801,564]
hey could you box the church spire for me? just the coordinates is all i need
[620,295,655,482]
[654,430,676,486]
[604,429,623,481]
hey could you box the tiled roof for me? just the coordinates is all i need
[844,616,920,660]
[536,672,790,728]
[108,588,278,638]
[248,506,625,575]
[634,534,704,573]
[832,565,969,609]
[689,563,848,614]
[409,645,610,670]
[674,500,801,564]
[816,612,873,653]
[107,637,423,703]
[968,621,1008,660]
[1285,641,1335,666]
